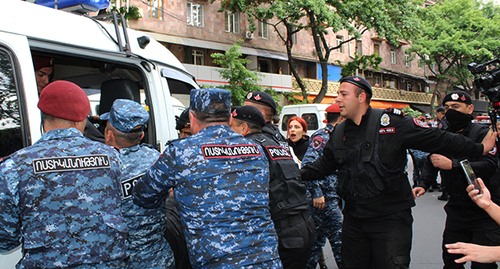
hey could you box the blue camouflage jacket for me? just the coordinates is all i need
[0,128,128,268]
[302,123,339,201]
[133,125,282,269]
[119,144,174,269]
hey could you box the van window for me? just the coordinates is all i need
[281,114,297,133]
[302,113,319,131]
[0,48,25,157]
[34,52,156,148]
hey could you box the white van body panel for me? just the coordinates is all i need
[0,31,42,143]
[279,104,331,137]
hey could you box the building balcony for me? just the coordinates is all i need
[295,78,432,105]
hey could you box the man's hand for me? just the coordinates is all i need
[481,129,497,155]
[412,187,426,198]
[313,196,325,210]
[446,242,500,264]
[430,154,452,170]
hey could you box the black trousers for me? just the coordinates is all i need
[275,211,316,269]
[442,205,500,269]
[342,209,413,269]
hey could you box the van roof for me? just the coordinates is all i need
[0,1,188,73]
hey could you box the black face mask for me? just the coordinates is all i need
[445,108,472,133]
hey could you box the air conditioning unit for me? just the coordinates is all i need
[245,31,254,40]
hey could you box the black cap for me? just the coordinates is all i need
[339,76,372,96]
[442,90,472,106]
[231,106,266,127]
[244,91,277,115]
[176,108,190,130]
[436,106,445,113]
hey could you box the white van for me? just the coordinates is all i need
[0,1,197,266]
[279,104,331,137]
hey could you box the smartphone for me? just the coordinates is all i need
[460,159,481,193]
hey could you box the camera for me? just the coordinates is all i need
[468,59,500,131]
[468,59,500,104]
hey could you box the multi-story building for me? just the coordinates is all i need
[111,0,440,111]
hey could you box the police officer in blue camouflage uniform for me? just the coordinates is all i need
[0,80,128,268]
[133,88,282,268]
[302,103,343,269]
[230,105,315,269]
[100,99,175,269]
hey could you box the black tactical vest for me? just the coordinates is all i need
[332,109,407,201]
[247,132,309,220]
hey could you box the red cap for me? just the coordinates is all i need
[325,103,340,113]
[33,56,53,71]
[38,81,90,122]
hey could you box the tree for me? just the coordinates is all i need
[408,0,500,109]
[211,40,281,108]
[214,0,422,103]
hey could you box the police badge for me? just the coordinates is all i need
[381,114,390,126]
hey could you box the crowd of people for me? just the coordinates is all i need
[2,65,500,269]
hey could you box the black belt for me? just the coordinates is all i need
[274,210,310,230]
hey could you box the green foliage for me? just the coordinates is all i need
[109,1,142,20]
[336,53,383,77]
[211,41,279,106]
[401,106,423,118]
[214,0,423,103]
[408,0,500,95]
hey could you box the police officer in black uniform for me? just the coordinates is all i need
[230,105,315,269]
[299,76,497,269]
[415,91,500,269]
[244,91,288,149]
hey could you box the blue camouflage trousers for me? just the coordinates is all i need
[306,199,343,269]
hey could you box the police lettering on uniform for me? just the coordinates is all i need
[0,81,128,268]
[415,91,500,269]
[133,88,282,268]
[300,76,497,269]
[244,91,289,149]
[230,105,315,269]
[100,99,175,268]
[301,103,343,269]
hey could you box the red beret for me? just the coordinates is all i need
[38,81,90,122]
[33,56,52,71]
[325,103,340,113]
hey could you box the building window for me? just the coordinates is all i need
[112,0,129,9]
[225,11,240,34]
[405,54,410,67]
[373,44,380,56]
[291,26,298,46]
[258,20,268,39]
[187,2,203,27]
[193,50,204,65]
[417,55,423,69]
[149,0,162,20]
[390,49,396,64]
[336,35,343,53]
[356,40,362,55]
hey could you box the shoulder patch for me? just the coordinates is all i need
[413,118,430,128]
[201,144,261,159]
[311,136,325,149]
[121,174,143,199]
[33,155,111,174]
[384,107,405,117]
